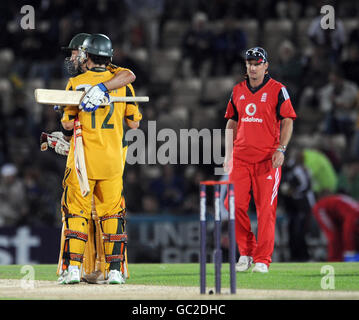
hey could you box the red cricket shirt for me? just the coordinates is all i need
[225,74,297,163]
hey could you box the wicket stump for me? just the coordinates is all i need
[200,180,236,294]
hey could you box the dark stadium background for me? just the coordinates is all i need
[0,0,358,264]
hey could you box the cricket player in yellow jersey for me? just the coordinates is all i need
[44,33,137,283]
[58,34,142,284]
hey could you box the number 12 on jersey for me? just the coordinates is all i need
[91,103,114,129]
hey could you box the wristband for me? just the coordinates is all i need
[97,82,108,92]
[276,147,286,154]
[61,125,73,138]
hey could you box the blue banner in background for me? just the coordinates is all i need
[127,214,201,263]
[0,226,61,264]
[0,215,202,265]
[0,215,201,265]
[0,214,327,265]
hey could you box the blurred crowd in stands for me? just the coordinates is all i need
[0,0,359,260]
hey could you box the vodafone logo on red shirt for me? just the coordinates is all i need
[242,103,263,123]
[245,103,256,115]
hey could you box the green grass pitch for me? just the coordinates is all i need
[0,262,358,291]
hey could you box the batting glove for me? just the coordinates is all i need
[47,132,70,156]
[80,83,109,112]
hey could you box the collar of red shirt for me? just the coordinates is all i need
[246,74,271,94]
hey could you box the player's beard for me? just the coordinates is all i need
[249,74,258,81]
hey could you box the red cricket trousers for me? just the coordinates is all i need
[228,158,281,267]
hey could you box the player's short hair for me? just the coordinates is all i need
[88,53,111,66]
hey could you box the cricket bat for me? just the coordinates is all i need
[73,117,90,197]
[57,221,65,276]
[35,89,149,106]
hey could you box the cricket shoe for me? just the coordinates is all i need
[57,270,67,284]
[252,262,269,273]
[235,256,253,272]
[108,270,125,284]
[59,268,80,284]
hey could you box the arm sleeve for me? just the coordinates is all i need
[106,63,134,75]
[125,84,142,122]
[276,87,297,120]
[224,92,239,122]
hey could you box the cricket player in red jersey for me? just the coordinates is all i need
[312,194,359,262]
[224,47,297,273]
